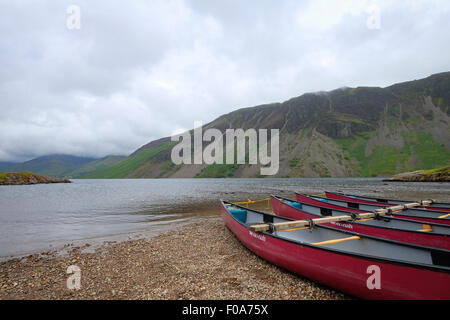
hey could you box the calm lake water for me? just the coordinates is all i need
[0,178,449,258]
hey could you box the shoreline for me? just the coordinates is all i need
[0,218,348,300]
[383,166,450,182]
[0,172,71,185]
[0,217,201,263]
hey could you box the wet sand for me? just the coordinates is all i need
[0,217,348,300]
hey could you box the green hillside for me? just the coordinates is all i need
[85,142,176,178]
[0,155,126,178]
[333,131,450,177]
[68,156,126,178]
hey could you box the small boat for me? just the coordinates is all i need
[300,193,450,226]
[272,194,450,250]
[325,191,450,212]
[221,200,450,299]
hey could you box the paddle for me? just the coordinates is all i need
[250,200,430,232]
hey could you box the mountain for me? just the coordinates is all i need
[80,72,450,178]
[0,161,17,172]
[65,155,127,178]
[0,155,126,178]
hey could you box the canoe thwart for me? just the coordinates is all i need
[250,199,435,233]
[249,211,385,232]
[373,200,431,214]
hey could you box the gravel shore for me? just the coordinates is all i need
[0,217,348,300]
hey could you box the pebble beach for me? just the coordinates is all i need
[0,218,348,300]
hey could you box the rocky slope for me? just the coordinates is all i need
[86,72,450,178]
[0,172,71,185]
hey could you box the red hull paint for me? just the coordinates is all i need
[425,207,450,212]
[390,215,450,226]
[325,192,450,212]
[272,197,450,250]
[305,194,450,226]
[221,203,450,299]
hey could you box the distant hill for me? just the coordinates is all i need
[0,155,126,178]
[65,156,127,178]
[0,161,16,172]
[85,72,450,178]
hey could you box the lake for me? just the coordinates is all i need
[0,178,449,259]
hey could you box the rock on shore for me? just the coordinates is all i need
[0,172,71,185]
[384,166,450,182]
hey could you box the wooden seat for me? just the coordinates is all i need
[312,236,360,246]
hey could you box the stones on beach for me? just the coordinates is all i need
[0,218,348,300]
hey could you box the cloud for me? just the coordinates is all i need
[0,0,449,161]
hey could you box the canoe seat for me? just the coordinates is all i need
[418,224,433,232]
[312,236,360,246]
[291,202,302,209]
[230,208,247,223]
[312,197,328,203]
[282,200,302,209]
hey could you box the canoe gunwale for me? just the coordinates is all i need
[334,191,450,207]
[325,191,450,212]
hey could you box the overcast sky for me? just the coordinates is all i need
[0,0,449,162]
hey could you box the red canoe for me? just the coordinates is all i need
[221,200,450,299]
[325,191,450,212]
[301,193,450,226]
[272,194,450,250]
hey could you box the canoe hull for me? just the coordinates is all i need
[273,196,450,250]
[221,203,450,299]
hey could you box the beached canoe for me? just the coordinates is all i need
[221,200,450,299]
[325,192,450,212]
[300,193,450,226]
[272,194,450,250]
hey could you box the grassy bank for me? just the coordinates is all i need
[0,172,70,185]
[385,165,450,182]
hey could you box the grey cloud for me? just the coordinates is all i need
[0,0,449,161]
